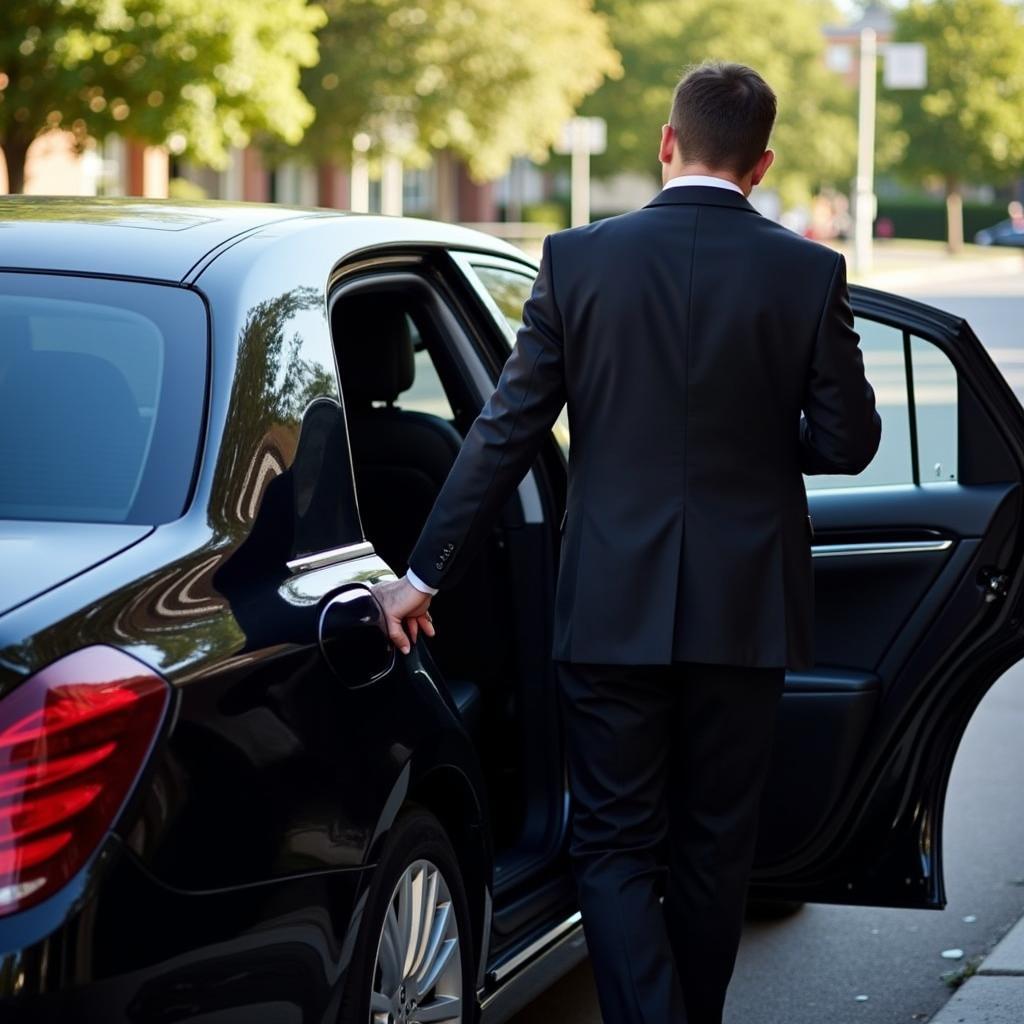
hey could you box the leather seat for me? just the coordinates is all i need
[335,293,463,576]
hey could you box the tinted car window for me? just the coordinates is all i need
[0,273,207,524]
[472,265,533,333]
[470,262,571,457]
[802,318,960,491]
[911,335,958,482]
[804,318,913,490]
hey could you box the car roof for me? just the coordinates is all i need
[0,197,530,282]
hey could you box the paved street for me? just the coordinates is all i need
[512,266,1024,1024]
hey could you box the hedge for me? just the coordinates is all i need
[875,199,1008,241]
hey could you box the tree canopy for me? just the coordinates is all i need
[0,0,325,192]
[303,0,621,180]
[884,0,1024,247]
[582,0,857,206]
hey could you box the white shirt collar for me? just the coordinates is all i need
[662,174,744,195]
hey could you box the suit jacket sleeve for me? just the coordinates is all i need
[406,234,567,590]
[799,253,882,475]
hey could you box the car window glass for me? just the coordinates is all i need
[911,336,958,482]
[0,274,206,524]
[472,265,533,333]
[398,317,456,421]
[804,318,913,491]
[471,262,571,457]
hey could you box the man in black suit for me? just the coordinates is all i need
[374,62,880,1023]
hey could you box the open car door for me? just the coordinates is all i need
[750,285,1024,909]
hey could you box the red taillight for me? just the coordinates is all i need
[0,646,169,916]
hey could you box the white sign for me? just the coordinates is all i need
[884,43,927,89]
[554,117,607,156]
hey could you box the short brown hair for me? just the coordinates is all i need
[669,62,776,175]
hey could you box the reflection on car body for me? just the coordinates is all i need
[2,198,1024,1023]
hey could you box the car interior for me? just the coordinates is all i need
[330,271,569,914]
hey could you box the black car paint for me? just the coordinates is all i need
[0,521,152,617]
[0,207,497,1019]
[1,201,1023,1021]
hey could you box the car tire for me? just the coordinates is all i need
[339,807,476,1024]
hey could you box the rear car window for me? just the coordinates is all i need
[0,273,207,524]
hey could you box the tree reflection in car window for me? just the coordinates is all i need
[472,263,570,458]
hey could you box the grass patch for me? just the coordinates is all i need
[941,955,983,990]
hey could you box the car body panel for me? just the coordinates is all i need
[0,520,152,616]
[0,197,320,280]
[0,196,529,284]
[0,206,496,1016]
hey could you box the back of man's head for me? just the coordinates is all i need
[670,62,777,176]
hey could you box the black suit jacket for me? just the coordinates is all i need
[408,186,881,669]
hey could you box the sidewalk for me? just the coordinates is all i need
[831,238,1024,291]
[930,914,1024,1023]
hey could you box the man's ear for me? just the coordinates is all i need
[750,149,775,187]
[659,123,676,166]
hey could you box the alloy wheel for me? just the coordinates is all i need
[369,858,463,1024]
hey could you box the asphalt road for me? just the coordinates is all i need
[511,267,1024,1024]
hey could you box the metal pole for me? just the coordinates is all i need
[853,27,877,275]
[381,154,403,216]
[570,119,590,228]
[350,133,371,213]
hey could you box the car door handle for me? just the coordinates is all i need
[318,586,395,688]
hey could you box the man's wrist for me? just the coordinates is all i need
[405,568,439,596]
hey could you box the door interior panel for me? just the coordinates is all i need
[757,676,879,866]
[757,482,1018,867]
[811,545,950,669]
[809,482,1018,537]
[752,290,1024,886]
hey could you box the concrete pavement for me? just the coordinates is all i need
[930,915,1024,1023]
[840,239,1024,291]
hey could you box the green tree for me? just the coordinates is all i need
[884,0,1024,252]
[0,0,326,193]
[303,0,621,181]
[582,0,856,208]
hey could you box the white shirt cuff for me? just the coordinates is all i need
[405,568,439,595]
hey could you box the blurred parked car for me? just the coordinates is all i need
[2,198,1024,1023]
[974,201,1024,246]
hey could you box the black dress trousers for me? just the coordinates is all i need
[555,660,786,1024]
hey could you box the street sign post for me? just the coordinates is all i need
[884,43,928,90]
[854,28,878,275]
[555,116,607,227]
[851,37,926,275]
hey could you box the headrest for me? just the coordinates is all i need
[336,293,415,405]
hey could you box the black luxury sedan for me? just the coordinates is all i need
[2,198,1024,1024]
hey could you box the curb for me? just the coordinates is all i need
[929,915,1024,1023]
[850,252,1023,292]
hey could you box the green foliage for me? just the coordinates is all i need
[303,0,621,180]
[0,0,326,189]
[168,176,207,200]
[884,0,1024,188]
[582,0,857,206]
[876,197,1009,240]
[522,200,569,229]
